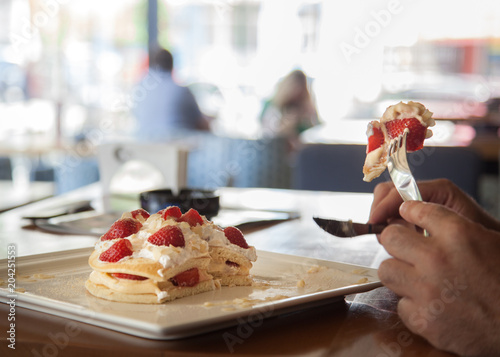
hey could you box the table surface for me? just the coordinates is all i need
[0,180,55,213]
[0,184,455,356]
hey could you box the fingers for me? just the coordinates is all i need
[378,258,420,297]
[369,182,403,224]
[399,201,465,238]
[369,179,463,225]
[379,224,430,265]
[396,297,428,335]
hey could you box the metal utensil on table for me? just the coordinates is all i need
[313,217,386,237]
[387,129,429,236]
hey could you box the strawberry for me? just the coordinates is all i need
[99,239,133,262]
[366,122,385,153]
[162,206,182,220]
[101,218,142,241]
[178,208,204,227]
[170,268,199,287]
[226,261,239,268]
[384,118,427,152]
[147,226,185,247]
[156,208,166,216]
[130,208,150,220]
[112,273,148,281]
[223,226,249,249]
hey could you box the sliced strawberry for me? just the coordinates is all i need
[170,268,199,287]
[223,226,249,249]
[384,117,427,152]
[366,123,385,153]
[178,208,204,227]
[147,226,185,247]
[99,239,133,263]
[101,218,142,241]
[226,261,239,268]
[112,273,148,281]
[162,206,182,220]
[130,208,150,220]
[156,208,166,216]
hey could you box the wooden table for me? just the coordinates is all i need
[0,185,454,356]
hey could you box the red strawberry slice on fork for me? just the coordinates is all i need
[384,117,427,152]
[366,122,385,153]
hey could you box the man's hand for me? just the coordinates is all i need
[378,200,500,356]
[369,179,500,232]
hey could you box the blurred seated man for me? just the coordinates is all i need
[133,48,210,141]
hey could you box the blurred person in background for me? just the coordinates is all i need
[260,69,319,152]
[132,48,211,141]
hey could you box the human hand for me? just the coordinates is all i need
[369,179,500,233]
[378,200,500,356]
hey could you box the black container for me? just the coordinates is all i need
[140,188,220,219]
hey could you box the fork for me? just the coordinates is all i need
[387,129,429,236]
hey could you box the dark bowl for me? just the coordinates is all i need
[139,188,220,219]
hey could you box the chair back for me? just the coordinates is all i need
[293,144,482,200]
[98,143,188,210]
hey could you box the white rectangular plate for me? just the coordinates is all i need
[0,248,381,340]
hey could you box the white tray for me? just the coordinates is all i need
[0,248,382,340]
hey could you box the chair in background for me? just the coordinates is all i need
[54,157,99,194]
[97,143,189,210]
[292,144,389,193]
[187,135,290,189]
[230,136,290,189]
[292,144,482,201]
[409,145,482,200]
[0,157,12,180]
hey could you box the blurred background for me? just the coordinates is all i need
[1,0,500,215]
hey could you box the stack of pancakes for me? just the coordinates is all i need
[85,207,257,304]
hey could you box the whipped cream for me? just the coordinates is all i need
[363,146,386,182]
[95,213,210,271]
[381,101,435,130]
[195,221,257,262]
[95,208,256,277]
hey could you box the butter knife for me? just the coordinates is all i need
[313,217,386,237]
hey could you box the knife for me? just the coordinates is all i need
[313,217,386,237]
[22,200,94,221]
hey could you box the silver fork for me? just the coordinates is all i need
[387,129,429,236]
